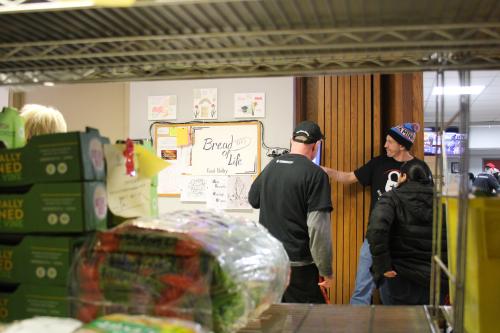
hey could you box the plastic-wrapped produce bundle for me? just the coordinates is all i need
[70,210,290,333]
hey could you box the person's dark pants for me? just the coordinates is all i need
[383,276,447,305]
[282,264,326,304]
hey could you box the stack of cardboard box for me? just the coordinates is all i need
[0,128,108,322]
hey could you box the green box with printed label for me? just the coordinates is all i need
[0,182,107,233]
[0,284,71,322]
[0,128,107,186]
[0,235,83,286]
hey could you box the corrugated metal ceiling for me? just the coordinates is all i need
[0,0,499,85]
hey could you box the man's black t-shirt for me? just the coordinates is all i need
[248,154,332,261]
[473,172,500,194]
[354,155,432,211]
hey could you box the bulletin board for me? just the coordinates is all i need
[153,121,261,209]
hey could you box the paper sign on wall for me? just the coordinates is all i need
[205,175,252,210]
[191,125,258,175]
[193,88,217,119]
[148,95,177,120]
[180,175,208,202]
[105,144,169,218]
[234,92,265,118]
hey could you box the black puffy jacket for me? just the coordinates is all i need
[366,181,447,287]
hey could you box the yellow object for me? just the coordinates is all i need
[176,126,189,146]
[445,197,500,333]
[135,144,170,179]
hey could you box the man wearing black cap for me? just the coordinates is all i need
[323,123,432,305]
[249,120,333,303]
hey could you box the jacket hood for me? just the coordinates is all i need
[392,181,434,221]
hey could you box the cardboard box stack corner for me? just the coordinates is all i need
[0,128,109,322]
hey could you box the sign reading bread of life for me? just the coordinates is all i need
[192,125,258,175]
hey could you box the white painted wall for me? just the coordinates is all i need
[22,82,129,143]
[129,77,295,218]
[0,87,9,108]
[468,126,500,175]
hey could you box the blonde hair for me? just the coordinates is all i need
[20,104,67,140]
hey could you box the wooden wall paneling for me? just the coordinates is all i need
[337,75,346,304]
[342,76,351,304]
[412,73,424,158]
[331,76,343,304]
[381,73,424,159]
[324,78,332,169]
[298,73,423,304]
[373,74,382,157]
[294,78,305,126]
[318,76,325,132]
[306,77,319,126]
[349,76,358,298]
[351,75,365,276]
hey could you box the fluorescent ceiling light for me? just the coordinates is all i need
[0,0,135,13]
[43,82,55,87]
[432,85,485,95]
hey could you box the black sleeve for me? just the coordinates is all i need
[307,170,333,212]
[488,174,500,191]
[248,174,261,208]
[366,192,396,286]
[354,158,376,186]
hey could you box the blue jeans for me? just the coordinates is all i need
[350,239,374,304]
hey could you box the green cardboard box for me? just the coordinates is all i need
[0,284,70,322]
[0,182,107,233]
[0,128,107,186]
[0,235,83,285]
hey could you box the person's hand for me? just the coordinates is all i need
[318,276,333,288]
[384,270,397,278]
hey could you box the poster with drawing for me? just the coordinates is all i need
[180,175,208,202]
[193,88,217,119]
[148,95,177,120]
[226,175,253,210]
[234,92,265,118]
[191,125,258,175]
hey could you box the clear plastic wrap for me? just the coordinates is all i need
[70,210,290,333]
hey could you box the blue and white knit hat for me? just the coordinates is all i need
[388,123,420,150]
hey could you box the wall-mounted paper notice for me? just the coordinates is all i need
[234,92,265,118]
[193,88,217,120]
[176,127,189,146]
[207,176,227,210]
[180,175,208,202]
[192,125,258,175]
[148,95,177,120]
[105,144,169,218]
[226,175,253,210]
[206,175,252,210]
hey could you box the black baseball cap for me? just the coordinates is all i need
[293,121,325,144]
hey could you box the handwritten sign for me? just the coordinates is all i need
[191,125,258,175]
[206,176,227,210]
[205,175,252,210]
[104,144,152,218]
[180,175,208,202]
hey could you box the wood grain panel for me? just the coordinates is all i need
[297,73,422,304]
